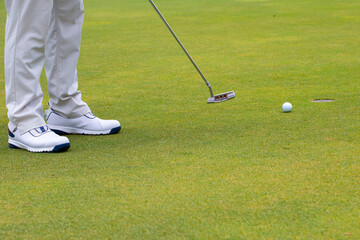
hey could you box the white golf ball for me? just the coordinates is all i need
[282,102,292,112]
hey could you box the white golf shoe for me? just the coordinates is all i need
[45,109,121,135]
[8,125,70,153]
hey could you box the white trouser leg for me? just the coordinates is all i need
[5,0,52,134]
[45,0,90,119]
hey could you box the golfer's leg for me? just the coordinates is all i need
[44,0,120,135]
[45,0,90,118]
[5,0,52,134]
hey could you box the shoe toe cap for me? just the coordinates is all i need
[32,132,69,148]
[100,119,120,130]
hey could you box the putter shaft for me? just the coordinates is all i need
[148,0,214,97]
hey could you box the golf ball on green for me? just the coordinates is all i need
[282,102,292,112]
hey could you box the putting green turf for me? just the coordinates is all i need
[1,0,359,239]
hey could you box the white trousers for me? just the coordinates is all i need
[5,0,90,134]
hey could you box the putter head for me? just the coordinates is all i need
[207,91,236,103]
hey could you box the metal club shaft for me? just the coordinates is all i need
[148,0,214,97]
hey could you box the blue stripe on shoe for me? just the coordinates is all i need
[9,143,20,149]
[109,126,121,134]
[52,143,70,152]
[51,129,69,135]
[8,129,15,138]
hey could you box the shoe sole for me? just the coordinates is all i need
[48,125,121,135]
[8,140,70,153]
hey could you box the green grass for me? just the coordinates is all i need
[1,0,360,239]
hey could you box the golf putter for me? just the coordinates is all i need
[148,0,236,103]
